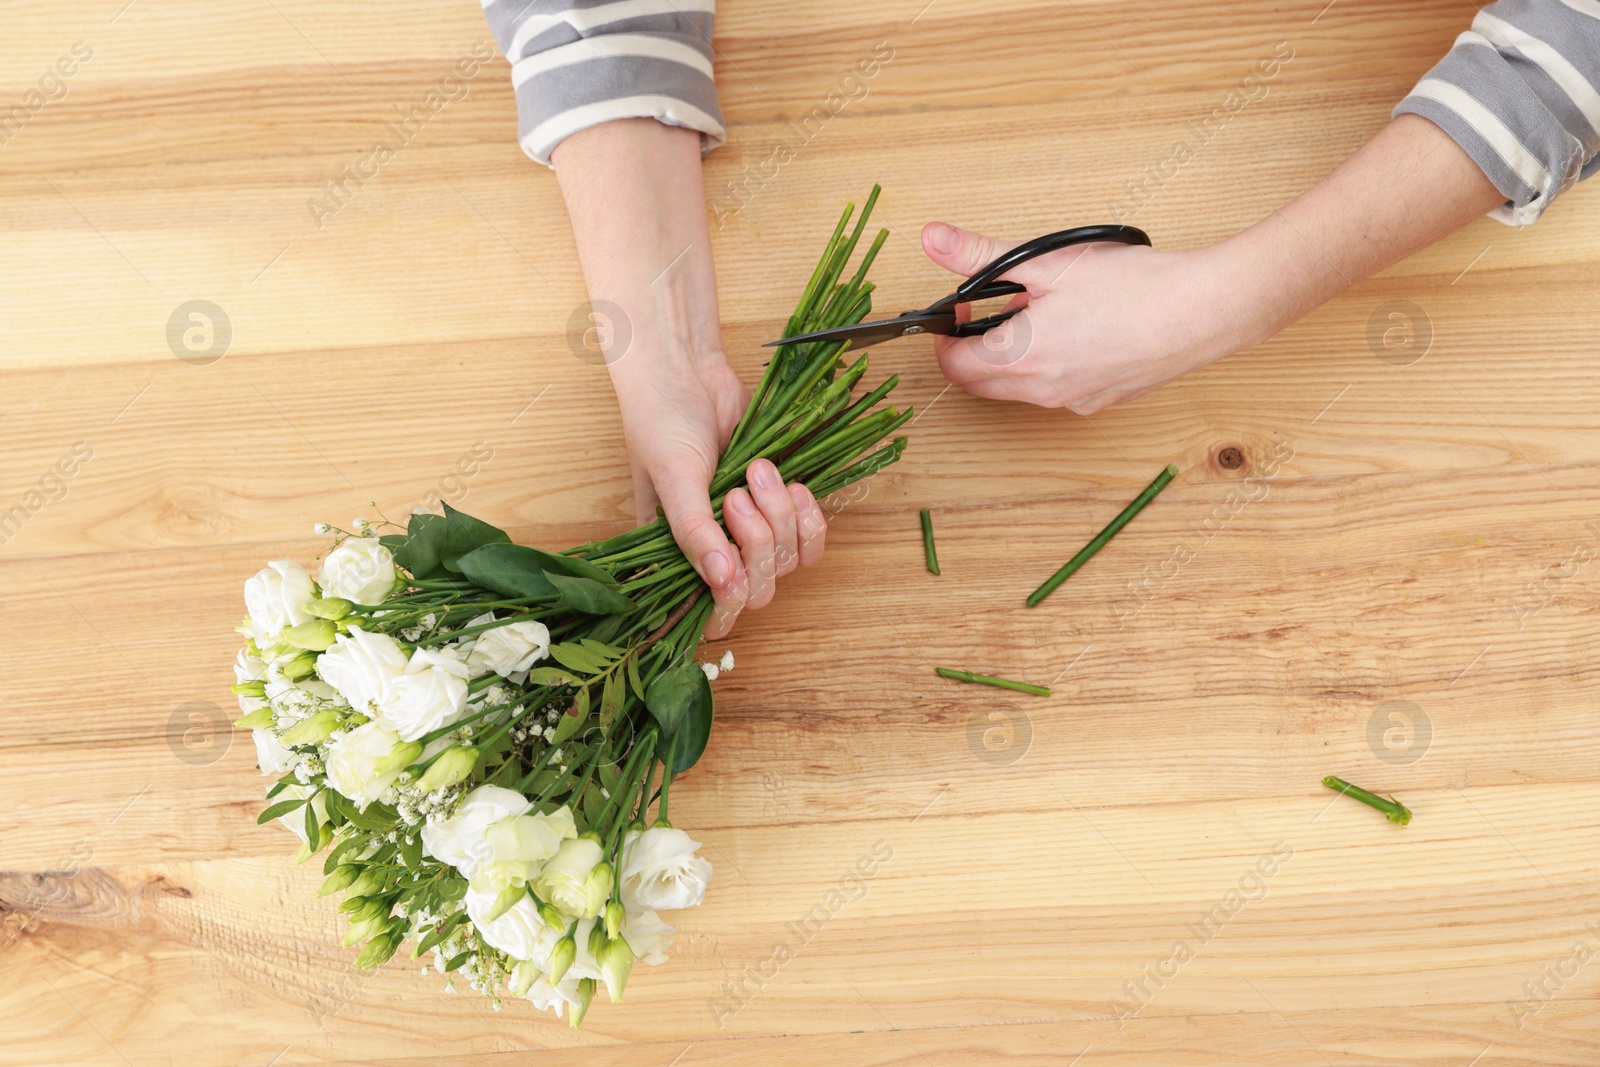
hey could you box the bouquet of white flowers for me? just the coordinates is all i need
[232,189,908,1025]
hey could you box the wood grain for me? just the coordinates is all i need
[3,0,1600,1064]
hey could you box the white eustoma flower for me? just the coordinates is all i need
[318,536,396,605]
[316,626,407,717]
[420,785,537,875]
[325,721,407,809]
[465,885,561,964]
[523,974,583,1019]
[244,560,316,643]
[473,810,578,893]
[253,728,298,774]
[380,647,471,741]
[620,826,713,911]
[531,837,605,917]
[465,619,551,676]
[274,783,329,845]
[622,908,675,965]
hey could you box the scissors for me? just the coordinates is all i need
[764,223,1151,351]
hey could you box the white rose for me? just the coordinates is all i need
[465,885,561,964]
[318,537,397,605]
[275,784,329,845]
[622,908,675,965]
[531,837,605,918]
[420,785,534,874]
[620,826,713,911]
[316,626,407,717]
[379,647,471,741]
[325,721,407,809]
[465,619,551,676]
[253,728,298,774]
[473,809,578,893]
[244,560,316,643]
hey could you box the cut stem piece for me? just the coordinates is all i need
[1026,463,1179,607]
[1322,775,1412,825]
[935,667,1050,697]
[920,509,940,575]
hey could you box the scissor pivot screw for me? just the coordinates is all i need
[902,325,925,336]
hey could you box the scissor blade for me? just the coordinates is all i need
[762,315,931,350]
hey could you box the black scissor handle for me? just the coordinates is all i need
[952,224,1151,302]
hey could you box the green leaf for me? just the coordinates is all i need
[644,661,703,739]
[342,801,399,832]
[580,780,606,825]
[550,691,588,747]
[670,667,715,773]
[599,671,623,726]
[626,655,646,703]
[598,760,622,793]
[528,547,619,587]
[438,876,468,902]
[303,797,321,847]
[400,834,423,869]
[579,638,625,659]
[524,666,580,687]
[587,612,629,644]
[455,542,557,599]
[378,534,407,551]
[440,503,511,573]
[413,911,468,959]
[549,642,609,676]
[258,796,308,824]
[396,512,447,579]
[550,573,636,615]
[324,832,362,875]
[443,951,471,972]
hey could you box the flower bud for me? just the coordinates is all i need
[304,597,354,620]
[603,900,625,941]
[346,867,388,899]
[597,934,635,1003]
[233,706,274,730]
[343,911,388,946]
[416,746,478,792]
[484,881,528,924]
[536,898,566,931]
[373,739,423,776]
[231,680,266,698]
[280,652,318,680]
[545,936,576,985]
[279,709,340,745]
[569,977,596,1028]
[579,862,613,919]
[317,864,360,897]
[354,929,401,969]
[507,960,540,996]
[280,619,338,651]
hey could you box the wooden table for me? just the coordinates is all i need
[4,1,1598,1063]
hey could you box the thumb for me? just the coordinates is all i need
[921,222,1022,280]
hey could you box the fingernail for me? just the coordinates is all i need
[703,548,732,586]
[926,223,958,255]
[728,492,755,515]
[749,460,778,490]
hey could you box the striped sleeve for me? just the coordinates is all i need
[1394,0,1600,225]
[480,0,726,167]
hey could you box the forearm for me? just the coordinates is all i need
[552,118,724,381]
[1220,114,1505,349]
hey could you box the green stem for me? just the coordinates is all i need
[1026,464,1179,608]
[920,509,940,575]
[1322,776,1413,825]
[934,667,1050,697]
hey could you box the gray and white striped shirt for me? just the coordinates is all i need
[482,0,1600,226]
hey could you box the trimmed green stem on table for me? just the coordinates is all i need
[935,667,1051,697]
[1026,463,1179,607]
[920,508,940,575]
[1323,775,1412,824]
